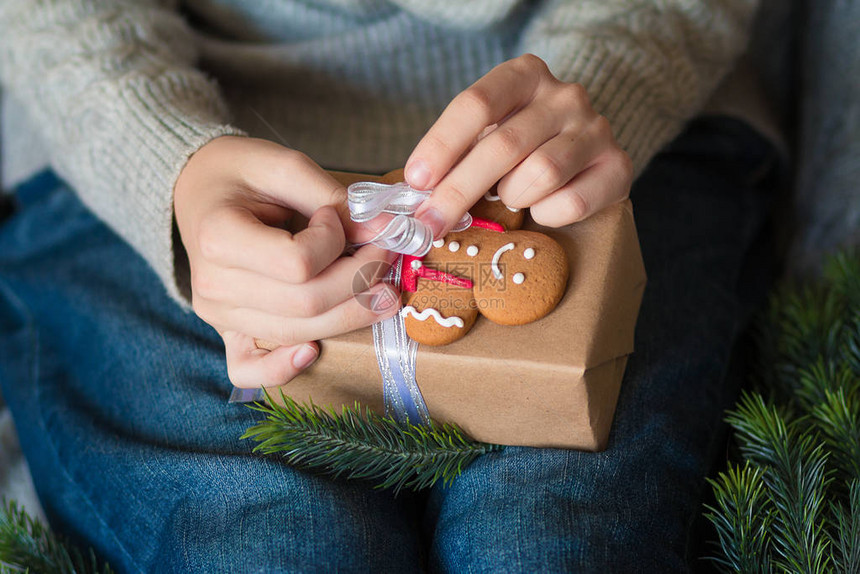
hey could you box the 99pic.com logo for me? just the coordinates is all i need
[352,260,399,312]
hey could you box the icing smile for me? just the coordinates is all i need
[491,242,515,280]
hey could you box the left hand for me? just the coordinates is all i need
[405,54,633,237]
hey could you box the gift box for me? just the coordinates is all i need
[272,171,646,450]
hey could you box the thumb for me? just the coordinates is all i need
[223,331,319,388]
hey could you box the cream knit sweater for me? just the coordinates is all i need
[0,0,760,303]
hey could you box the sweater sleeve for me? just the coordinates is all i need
[520,0,760,175]
[0,0,244,305]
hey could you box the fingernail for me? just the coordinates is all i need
[292,344,318,370]
[416,206,447,239]
[406,160,431,190]
[371,286,400,314]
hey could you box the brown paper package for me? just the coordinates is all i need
[267,171,647,451]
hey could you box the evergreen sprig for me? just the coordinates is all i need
[704,462,773,573]
[706,250,860,573]
[726,393,832,573]
[811,388,860,484]
[0,499,112,574]
[242,390,504,493]
[830,481,860,574]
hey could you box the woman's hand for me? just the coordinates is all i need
[174,136,399,388]
[406,54,633,237]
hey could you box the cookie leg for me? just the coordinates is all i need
[402,280,478,346]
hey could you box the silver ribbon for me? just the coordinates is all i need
[347,181,471,257]
[372,256,431,426]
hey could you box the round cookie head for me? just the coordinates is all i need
[472,230,569,326]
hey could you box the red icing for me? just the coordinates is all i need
[398,214,504,291]
[419,267,473,289]
[400,255,421,292]
[399,254,473,292]
[470,217,505,232]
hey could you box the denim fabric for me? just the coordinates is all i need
[0,117,778,573]
[790,0,860,272]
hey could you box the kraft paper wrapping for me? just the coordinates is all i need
[270,171,646,450]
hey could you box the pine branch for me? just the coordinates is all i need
[824,250,860,311]
[0,499,112,574]
[708,251,860,572]
[726,393,832,573]
[796,359,858,412]
[840,312,860,378]
[704,462,773,573]
[754,285,846,404]
[830,480,860,574]
[241,390,504,493]
[811,388,860,485]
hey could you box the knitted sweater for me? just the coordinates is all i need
[0,0,760,304]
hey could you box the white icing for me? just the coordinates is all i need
[484,191,519,212]
[466,245,479,256]
[513,272,525,284]
[432,239,445,248]
[491,242,515,279]
[401,306,464,328]
[523,247,535,260]
[410,260,423,270]
[448,241,460,252]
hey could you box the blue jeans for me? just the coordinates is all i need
[791,0,860,271]
[0,117,778,573]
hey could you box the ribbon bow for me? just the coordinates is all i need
[347,181,471,257]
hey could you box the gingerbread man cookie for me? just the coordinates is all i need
[397,183,569,346]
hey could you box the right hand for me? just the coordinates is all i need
[174,136,400,388]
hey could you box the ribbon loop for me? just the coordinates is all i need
[347,181,471,257]
[348,181,430,222]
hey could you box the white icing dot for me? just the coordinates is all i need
[513,272,525,284]
[466,245,479,256]
[410,259,423,270]
[523,248,535,260]
[432,239,445,248]
[448,241,460,253]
